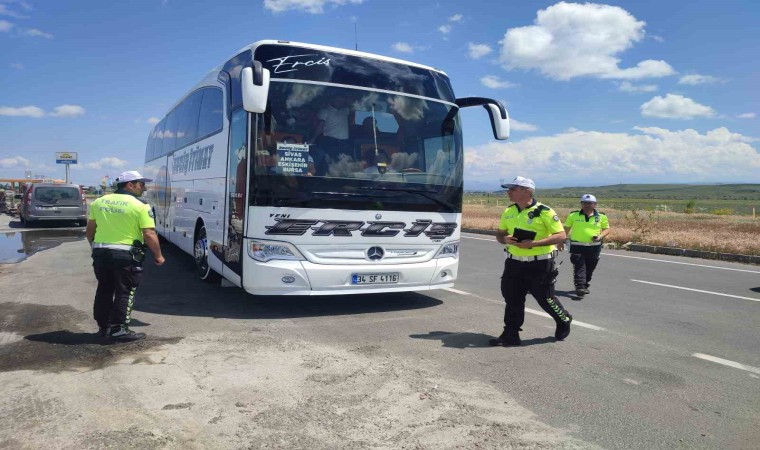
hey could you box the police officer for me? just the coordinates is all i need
[85,170,165,342]
[559,194,610,298]
[490,176,572,346]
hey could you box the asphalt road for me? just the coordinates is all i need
[1,216,758,449]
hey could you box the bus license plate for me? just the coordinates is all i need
[352,273,399,285]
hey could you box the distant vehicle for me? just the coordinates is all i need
[144,40,509,295]
[19,182,88,227]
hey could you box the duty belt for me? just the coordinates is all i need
[570,241,602,246]
[507,250,557,262]
[92,243,133,250]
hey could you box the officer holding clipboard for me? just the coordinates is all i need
[490,176,572,346]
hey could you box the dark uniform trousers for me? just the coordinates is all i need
[500,257,571,333]
[92,248,143,329]
[569,245,602,289]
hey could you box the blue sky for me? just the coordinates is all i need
[1,0,758,189]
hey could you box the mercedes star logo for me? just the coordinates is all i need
[366,246,385,261]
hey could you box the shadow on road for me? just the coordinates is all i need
[25,330,111,346]
[409,331,557,348]
[556,289,583,301]
[133,242,443,320]
[751,287,760,293]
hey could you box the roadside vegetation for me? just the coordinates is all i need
[463,194,760,256]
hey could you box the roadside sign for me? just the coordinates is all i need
[56,152,78,164]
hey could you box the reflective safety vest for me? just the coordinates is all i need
[89,192,155,245]
[564,210,609,243]
[498,200,564,256]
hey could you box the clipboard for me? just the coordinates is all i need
[512,228,537,242]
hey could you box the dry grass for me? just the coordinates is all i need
[463,204,760,256]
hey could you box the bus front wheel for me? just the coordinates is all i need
[194,224,221,283]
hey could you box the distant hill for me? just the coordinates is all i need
[468,184,760,201]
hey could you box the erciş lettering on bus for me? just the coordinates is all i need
[266,54,330,74]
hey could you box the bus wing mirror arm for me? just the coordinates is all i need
[455,97,510,140]
[242,61,270,114]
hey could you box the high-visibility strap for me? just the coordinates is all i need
[507,250,557,262]
[92,243,133,250]
[570,241,602,247]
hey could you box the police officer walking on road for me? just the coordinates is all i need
[490,176,572,347]
[559,194,610,298]
[85,171,165,342]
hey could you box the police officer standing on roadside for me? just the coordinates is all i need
[86,171,165,342]
[490,176,572,347]
[559,194,610,298]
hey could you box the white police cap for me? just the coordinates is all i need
[581,194,597,202]
[501,176,535,190]
[116,170,153,183]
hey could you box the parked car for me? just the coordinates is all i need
[19,183,88,227]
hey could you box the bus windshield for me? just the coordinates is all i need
[251,82,463,212]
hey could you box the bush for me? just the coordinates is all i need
[711,208,734,216]
[684,199,696,214]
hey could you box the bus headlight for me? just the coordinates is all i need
[434,241,459,258]
[247,239,305,262]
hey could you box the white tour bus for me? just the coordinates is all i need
[143,40,509,295]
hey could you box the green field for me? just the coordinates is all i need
[465,184,760,216]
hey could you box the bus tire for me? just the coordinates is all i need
[194,223,221,282]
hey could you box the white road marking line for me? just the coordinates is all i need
[461,235,495,242]
[443,288,605,331]
[692,353,760,375]
[603,252,760,274]
[631,279,760,302]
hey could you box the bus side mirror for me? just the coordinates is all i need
[241,61,270,114]
[455,97,510,140]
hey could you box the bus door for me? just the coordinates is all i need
[223,108,249,277]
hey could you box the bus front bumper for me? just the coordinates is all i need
[241,257,458,296]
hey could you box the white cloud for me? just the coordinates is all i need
[449,14,463,22]
[0,104,85,118]
[468,42,492,59]
[464,127,760,186]
[0,105,45,117]
[0,19,13,32]
[651,35,665,42]
[10,62,24,70]
[500,2,676,81]
[84,157,128,170]
[510,119,538,132]
[392,42,414,53]
[50,105,85,117]
[0,156,30,169]
[737,113,756,119]
[263,0,364,14]
[618,81,657,93]
[438,24,451,34]
[480,75,516,89]
[147,117,160,125]
[641,94,716,119]
[22,27,53,38]
[0,4,28,18]
[678,74,722,85]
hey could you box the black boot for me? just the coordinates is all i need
[489,329,521,347]
[109,325,146,343]
[555,316,572,341]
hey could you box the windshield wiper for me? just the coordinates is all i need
[356,186,456,210]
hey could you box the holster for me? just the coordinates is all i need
[130,240,147,263]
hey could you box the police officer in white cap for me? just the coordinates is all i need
[86,170,165,342]
[560,194,610,298]
[490,176,572,346]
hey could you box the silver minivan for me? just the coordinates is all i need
[19,183,88,227]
